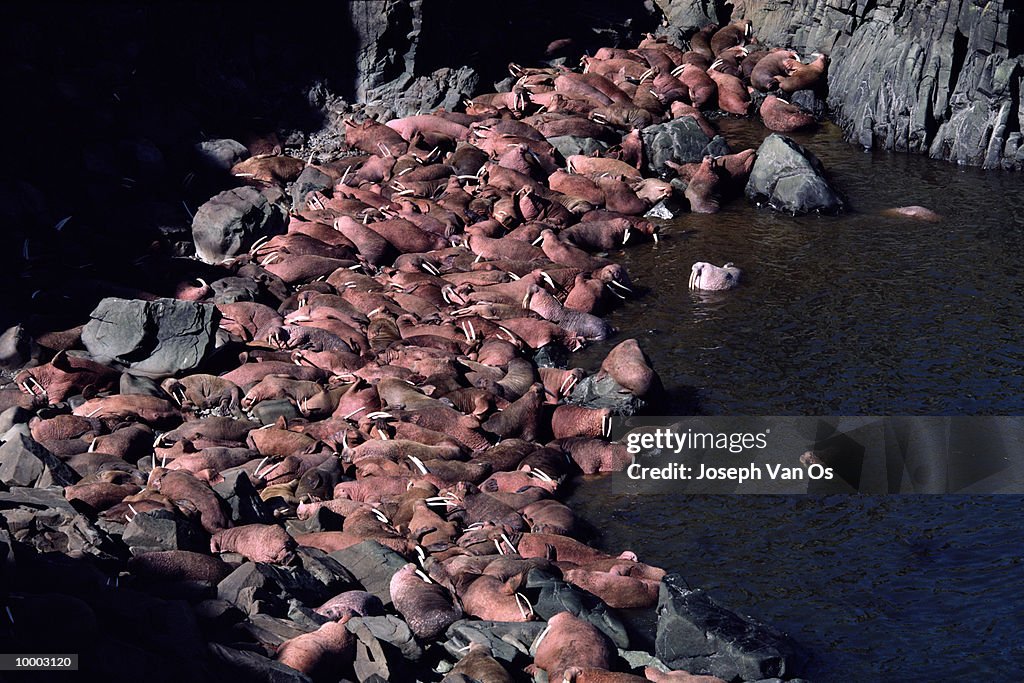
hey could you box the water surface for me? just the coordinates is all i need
[568,123,1024,680]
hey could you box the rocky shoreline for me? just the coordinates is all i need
[1,3,1014,681]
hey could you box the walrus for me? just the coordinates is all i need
[760,95,816,132]
[750,48,798,91]
[881,205,942,222]
[710,19,753,55]
[776,52,829,93]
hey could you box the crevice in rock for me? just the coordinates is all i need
[946,27,970,119]
[715,0,735,24]
[1007,1,1023,58]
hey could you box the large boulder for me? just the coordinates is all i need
[191,186,286,265]
[745,134,843,214]
[82,297,218,378]
[365,66,481,119]
[656,574,807,681]
[195,139,250,173]
[642,118,728,176]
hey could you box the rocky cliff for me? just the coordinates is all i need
[657,0,1023,169]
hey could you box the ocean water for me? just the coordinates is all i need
[567,122,1024,680]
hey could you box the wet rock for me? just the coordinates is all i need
[547,135,610,160]
[290,165,333,209]
[120,373,165,396]
[208,642,314,683]
[642,117,720,176]
[191,186,286,265]
[124,509,207,554]
[567,373,645,416]
[329,540,409,608]
[525,568,629,649]
[0,428,81,487]
[82,297,218,378]
[0,406,33,434]
[745,134,842,215]
[294,546,357,594]
[251,398,302,425]
[656,574,807,681]
[442,619,544,666]
[217,558,347,617]
[645,194,688,220]
[196,139,250,173]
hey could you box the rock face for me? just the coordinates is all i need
[192,187,286,265]
[82,298,218,378]
[746,134,843,214]
[657,0,1023,170]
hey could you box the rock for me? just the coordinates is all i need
[290,165,333,210]
[328,540,409,608]
[82,297,218,378]
[656,574,807,681]
[745,134,843,215]
[547,135,610,160]
[366,66,481,119]
[0,486,77,513]
[524,569,629,649]
[217,558,347,617]
[191,186,286,265]
[293,546,357,594]
[567,373,645,416]
[241,612,316,648]
[442,619,544,666]
[195,139,250,173]
[212,470,273,526]
[645,194,689,220]
[654,0,720,40]
[642,118,718,176]
[347,615,423,662]
[0,406,32,435]
[0,428,81,487]
[208,643,314,683]
[123,509,207,554]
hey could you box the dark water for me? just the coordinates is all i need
[567,123,1024,680]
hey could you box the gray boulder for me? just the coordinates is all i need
[0,428,81,488]
[548,135,610,160]
[191,186,286,265]
[329,540,409,608]
[82,297,218,378]
[656,574,807,681]
[745,134,843,215]
[123,509,206,554]
[290,165,333,210]
[524,568,629,649]
[642,118,726,176]
[195,139,249,173]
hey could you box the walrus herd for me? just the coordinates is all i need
[0,18,825,683]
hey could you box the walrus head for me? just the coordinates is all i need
[689,261,741,291]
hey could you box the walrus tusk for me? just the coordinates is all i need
[606,284,627,300]
[623,227,631,245]
[532,234,544,246]
[371,508,390,524]
[366,411,393,420]
[608,280,632,293]
[494,539,505,556]
[421,261,441,276]
[415,569,433,584]
[652,232,659,244]
[344,407,366,420]
[670,65,685,77]
[500,533,518,554]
